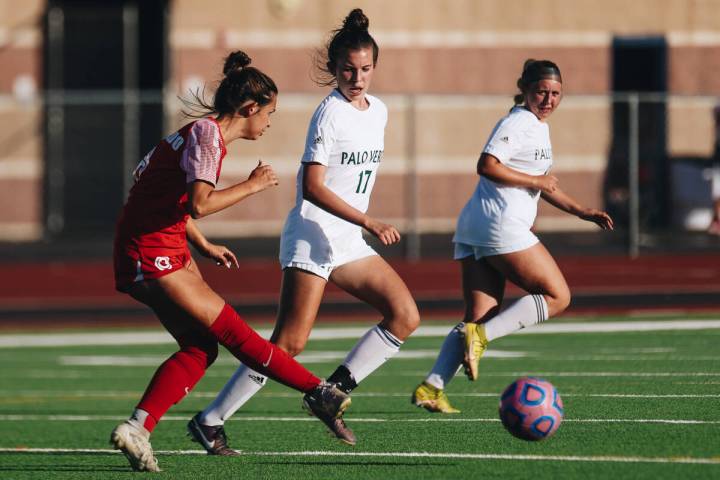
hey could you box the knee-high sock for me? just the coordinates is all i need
[134,336,218,432]
[199,364,266,426]
[484,294,549,342]
[425,322,464,390]
[339,324,403,386]
[209,304,319,393]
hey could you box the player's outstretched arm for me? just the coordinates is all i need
[541,188,614,230]
[187,160,279,219]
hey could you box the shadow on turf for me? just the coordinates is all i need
[0,466,128,473]
[0,452,129,473]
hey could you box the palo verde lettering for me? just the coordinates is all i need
[341,150,383,165]
[534,148,552,161]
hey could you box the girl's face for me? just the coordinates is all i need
[334,47,375,107]
[524,78,563,121]
[244,94,277,140]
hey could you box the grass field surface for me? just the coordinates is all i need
[1,315,719,479]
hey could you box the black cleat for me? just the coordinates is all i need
[187,413,241,456]
[302,382,356,446]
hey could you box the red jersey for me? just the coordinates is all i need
[113,118,226,290]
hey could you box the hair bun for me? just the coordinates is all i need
[343,8,369,32]
[223,50,252,76]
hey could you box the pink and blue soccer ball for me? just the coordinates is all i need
[499,376,564,441]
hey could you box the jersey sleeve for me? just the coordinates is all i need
[483,118,524,164]
[301,109,336,166]
[181,119,222,185]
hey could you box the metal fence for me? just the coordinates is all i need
[1,90,718,257]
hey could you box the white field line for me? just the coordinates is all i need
[383,371,720,378]
[55,353,720,367]
[0,447,719,466]
[55,349,525,366]
[0,390,720,400]
[2,320,720,348]
[1,390,718,400]
[7,370,720,380]
[0,414,718,425]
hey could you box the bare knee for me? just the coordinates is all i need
[274,338,307,358]
[383,300,420,340]
[546,288,571,317]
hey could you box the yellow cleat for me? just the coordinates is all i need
[411,381,460,414]
[462,322,488,381]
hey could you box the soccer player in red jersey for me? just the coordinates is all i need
[110,50,351,472]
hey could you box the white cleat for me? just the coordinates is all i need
[110,420,161,472]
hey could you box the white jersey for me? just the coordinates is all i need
[280,89,386,272]
[453,106,553,249]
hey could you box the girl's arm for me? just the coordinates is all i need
[186,217,240,268]
[541,188,614,230]
[187,160,278,219]
[303,163,400,245]
[477,153,559,194]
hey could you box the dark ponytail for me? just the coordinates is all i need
[513,59,562,107]
[313,8,379,87]
[182,50,278,118]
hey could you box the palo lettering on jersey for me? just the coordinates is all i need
[535,148,552,161]
[341,150,383,165]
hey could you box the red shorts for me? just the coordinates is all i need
[114,240,191,292]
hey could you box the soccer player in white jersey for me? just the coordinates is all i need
[412,59,614,413]
[187,8,419,450]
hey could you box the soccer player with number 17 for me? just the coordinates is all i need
[188,8,420,450]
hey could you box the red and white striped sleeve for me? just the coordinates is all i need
[181,118,222,185]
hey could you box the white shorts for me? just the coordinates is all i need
[453,235,539,260]
[280,228,377,280]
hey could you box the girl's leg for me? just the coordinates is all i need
[193,268,355,444]
[426,257,504,388]
[326,255,420,392]
[198,268,326,428]
[460,243,570,380]
[111,268,218,472]
[154,267,321,392]
[485,242,570,320]
[413,257,504,412]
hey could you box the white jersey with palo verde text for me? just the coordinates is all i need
[453,106,553,250]
[281,89,387,266]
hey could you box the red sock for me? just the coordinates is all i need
[209,303,320,392]
[135,337,218,432]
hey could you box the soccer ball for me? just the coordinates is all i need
[498,376,564,441]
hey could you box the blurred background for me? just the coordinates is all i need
[1,0,720,323]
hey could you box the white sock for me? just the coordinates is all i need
[129,408,150,428]
[343,324,403,383]
[425,322,464,390]
[484,294,548,342]
[199,364,267,426]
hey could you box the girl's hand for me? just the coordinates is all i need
[199,242,240,268]
[249,160,279,193]
[365,218,401,245]
[536,174,560,194]
[579,208,614,230]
